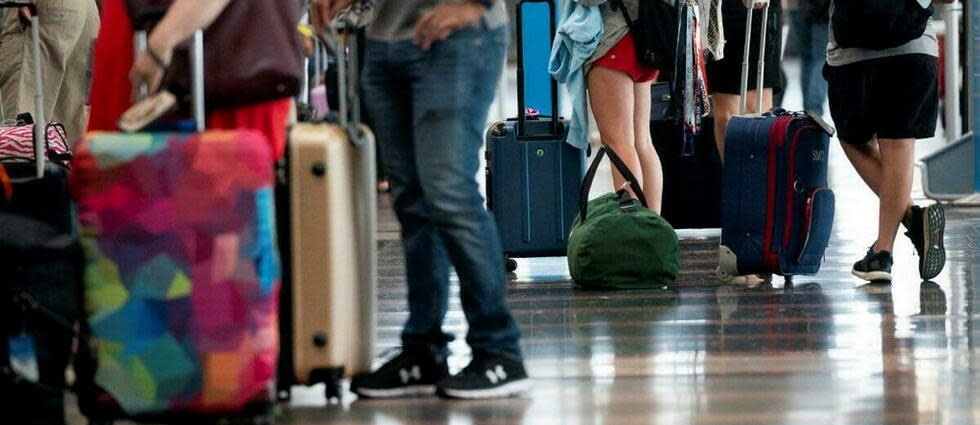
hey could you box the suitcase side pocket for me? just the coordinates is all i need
[796,187,835,267]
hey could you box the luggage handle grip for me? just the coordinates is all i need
[577,146,648,223]
[132,28,206,132]
[738,0,770,115]
[515,0,560,140]
[0,1,46,178]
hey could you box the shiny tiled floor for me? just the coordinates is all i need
[278,205,979,425]
[272,64,980,423]
[69,61,980,425]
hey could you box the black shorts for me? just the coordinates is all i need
[706,0,784,95]
[824,54,939,144]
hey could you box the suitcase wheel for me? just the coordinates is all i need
[312,367,345,402]
[324,379,342,401]
[716,246,738,283]
[505,257,518,273]
[715,267,734,283]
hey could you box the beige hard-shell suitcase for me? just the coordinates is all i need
[276,30,377,401]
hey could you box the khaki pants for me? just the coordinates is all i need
[0,0,100,144]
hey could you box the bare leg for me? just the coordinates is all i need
[712,89,773,161]
[632,80,663,213]
[588,66,641,194]
[840,139,915,222]
[873,139,915,253]
[839,139,884,195]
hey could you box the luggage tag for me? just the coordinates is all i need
[8,296,39,383]
[9,334,40,383]
[807,112,836,137]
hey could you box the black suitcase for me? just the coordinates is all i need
[0,3,80,423]
[650,83,722,229]
[1,161,81,425]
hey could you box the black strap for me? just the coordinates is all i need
[614,0,635,28]
[577,146,648,223]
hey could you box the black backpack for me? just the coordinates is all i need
[614,0,679,78]
[832,0,933,50]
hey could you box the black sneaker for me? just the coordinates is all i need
[903,204,946,280]
[437,353,531,399]
[852,247,894,282]
[349,348,449,399]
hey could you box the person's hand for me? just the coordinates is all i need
[129,39,174,101]
[413,2,487,51]
[310,0,357,33]
[18,0,36,24]
[741,0,768,9]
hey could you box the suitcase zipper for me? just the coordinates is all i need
[797,187,830,264]
[781,126,818,250]
[762,117,794,271]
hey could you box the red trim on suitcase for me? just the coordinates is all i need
[797,187,830,263]
[762,117,793,271]
[0,164,11,201]
[782,126,818,248]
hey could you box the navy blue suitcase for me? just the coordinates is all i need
[485,0,586,272]
[717,111,836,280]
[717,3,836,281]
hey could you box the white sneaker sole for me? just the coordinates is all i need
[852,269,891,282]
[353,384,437,399]
[439,378,532,399]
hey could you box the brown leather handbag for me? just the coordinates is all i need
[126,0,303,109]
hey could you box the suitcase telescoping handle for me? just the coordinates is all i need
[738,0,770,115]
[321,29,361,139]
[1,2,47,178]
[132,25,207,132]
[515,0,560,141]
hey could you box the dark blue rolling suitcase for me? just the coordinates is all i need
[717,2,836,281]
[486,0,586,272]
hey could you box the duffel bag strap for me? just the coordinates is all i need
[577,146,648,222]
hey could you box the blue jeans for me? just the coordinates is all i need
[789,10,829,116]
[362,26,521,359]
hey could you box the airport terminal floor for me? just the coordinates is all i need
[63,58,980,425]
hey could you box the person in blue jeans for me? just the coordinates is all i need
[311,0,530,399]
[785,0,828,115]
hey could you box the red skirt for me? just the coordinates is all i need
[87,0,289,161]
[593,32,660,83]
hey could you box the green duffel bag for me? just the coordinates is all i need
[567,146,680,289]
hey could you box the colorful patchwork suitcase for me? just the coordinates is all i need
[486,0,586,272]
[276,30,377,401]
[70,32,280,422]
[717,3,836,282]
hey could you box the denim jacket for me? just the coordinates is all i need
[548,1,603,150]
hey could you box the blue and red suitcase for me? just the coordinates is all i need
[717,110,836,280]
[486,0,586,272]
[717,2,836,281]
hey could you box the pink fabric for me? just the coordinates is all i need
[0,124,72,165]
